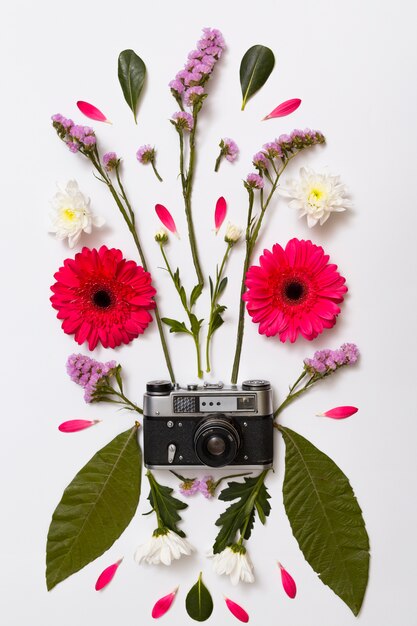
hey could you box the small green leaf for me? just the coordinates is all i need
[209,276,214,300]
[213,472,271,553]
[240,44,275,110]
[147,470,188,537]
[211,305,227,333]
[190,283,203,308]
[218,276,228,296]
[118,49,146,123]
[279,426,370,616]
[46,426,141,590]
[189,313,203,336]
[186,572,213,622]
[161,318,191,335]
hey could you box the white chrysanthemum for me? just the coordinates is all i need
[280,167,352,227]
[224,222,242,244]
[211,545,254,585]
[49,180,104,247]
[134,529,194,566]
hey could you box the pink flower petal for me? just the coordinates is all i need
[318,406,358,419]
[263,98,301,121]
[77,100,111,123]
[58,419,100,433]
[225,597,249,623]
[152,587,178,618]
[95,558,123,591]
[278,562,297,598]
[215,196,227,232]
[155,204,178,235]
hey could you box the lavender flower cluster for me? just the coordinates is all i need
[220,138,239,162]
[169,27,225,128]
[51,114,97,153]
[66,353,116,402]
[304,343,359,375]
[247,129,326,188]
[179,475,215,499]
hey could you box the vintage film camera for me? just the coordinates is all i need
[143,379,273,469]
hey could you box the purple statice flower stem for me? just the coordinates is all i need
[151,160,163,182]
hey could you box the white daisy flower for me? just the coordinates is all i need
[280,167,352,227]
[211,545,254,585]
[134,529,194,566]
[49,180,104,247]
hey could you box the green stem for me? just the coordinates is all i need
[214,152,223,172]
[90,154,175,383]
[231,190,254,384]
[205,243,232,372]
[151,160,163,182]
[183,112,204,287]
[274,372,317,418]
[146,470,164,529]
[159,244,203,378]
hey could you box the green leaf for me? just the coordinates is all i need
[190,283,203,308]
[218,276,228,296]
[118,49,146,123]
[189,313,203,336]
[211,305,227,334]
[46,426,141,590]
[279,426,370,616]
[185,572,213,622]
[209,276,214,300]
[147,470,188,537]
[213,472,271,553]
[161,317,191,335]
[240,45,275,110]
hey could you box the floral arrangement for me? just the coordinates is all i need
[46,27,369,622]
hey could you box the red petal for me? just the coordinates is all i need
[263,98,302,120]
[95,559,123,591]
[58,419,100,433]
[319,406,358,419]
[152,588,178,618]
[214,196,227,232]
[278,562,297,598]
[77,100,110,123]
[155,204,178,234]
[225,597,249,623]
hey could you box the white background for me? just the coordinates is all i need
[2,1,417,624]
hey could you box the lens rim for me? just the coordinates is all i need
[194,415,240,467]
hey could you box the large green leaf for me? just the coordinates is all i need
[279,426,369,615]
[46,426,142,590]
[118,50,146,123]
[213,471,271,553]
[239,45,275,110]
[185,572,213,622]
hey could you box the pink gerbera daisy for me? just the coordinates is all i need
[243,239,347,342]
[50,246,156,350]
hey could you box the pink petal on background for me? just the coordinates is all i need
[278,562,297,598]
[58,419,100,433]
[224,597,249,623]
[215,196,227,232]
[155,204,178,235]
[152,587,178,619]
[95,559,123,591]
[318,406,358,419]
[263,98,301,120]
[77,100,111,123]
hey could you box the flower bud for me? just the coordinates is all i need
[154,228,169,245]
[224,222,242,244]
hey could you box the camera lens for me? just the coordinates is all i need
[194,416,240,467]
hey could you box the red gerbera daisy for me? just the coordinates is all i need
[243,238,347,343]
[50,246,156,350]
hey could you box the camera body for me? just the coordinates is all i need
[143,379,274,469]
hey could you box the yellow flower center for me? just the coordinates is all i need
[62,208,76,222]
[308,187,325,208]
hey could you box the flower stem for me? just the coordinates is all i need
[151,160,163,182]
[181,112,204,287]
[159,244,203,378]
[89,152,175,384]
[214,152,222,172]
[205,243,232,372]
[274,371,318,418]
